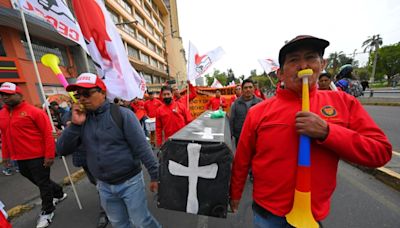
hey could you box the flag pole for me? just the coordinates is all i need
[17,1,83,210]
[186,41,192,108]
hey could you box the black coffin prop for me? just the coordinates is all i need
[158,111,234,218]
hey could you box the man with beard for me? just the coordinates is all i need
[155,86,192,147]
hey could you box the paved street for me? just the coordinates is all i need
[2,103,399,228]
[9,162,400,228]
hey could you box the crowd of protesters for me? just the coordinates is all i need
[0,35,392,228]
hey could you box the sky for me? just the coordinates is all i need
[176,0,400,77]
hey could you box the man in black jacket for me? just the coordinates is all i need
[229,79,263,147]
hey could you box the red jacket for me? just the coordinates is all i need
[175,83,197,109]
[144,98,163,118]
[230,95,239,104]
[156,101,192,147]
[205,97,227,110]
[254,88,266,100]
[130,100,146,120]
[0,101,55,160]
[230,88,392,221]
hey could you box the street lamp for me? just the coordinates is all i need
[115,20,139,26]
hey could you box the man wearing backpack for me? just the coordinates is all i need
[335,64,364,97]
[56,73,161,228]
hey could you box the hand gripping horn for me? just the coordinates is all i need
[285,69,318,228]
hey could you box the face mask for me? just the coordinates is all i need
[163,97,172,105]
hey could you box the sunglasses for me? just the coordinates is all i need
[74,88,101,99]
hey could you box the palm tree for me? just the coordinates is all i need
[327,51,345,75]
[362,34,383,83]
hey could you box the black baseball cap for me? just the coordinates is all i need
[278,35,329,66]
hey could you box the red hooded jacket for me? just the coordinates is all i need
[144,98,163,118]
[156,100,192,147]
[0,101,55,160]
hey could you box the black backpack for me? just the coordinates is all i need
[110,103,123,130]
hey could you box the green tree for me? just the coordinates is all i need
[204,69,228,86]
[250,69,257,77]
[362,34,383,83]
[374,43,400,85]
[327,52,344,75]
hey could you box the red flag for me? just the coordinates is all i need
[72,0,146,100]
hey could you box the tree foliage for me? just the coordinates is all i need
[326,52,355,76]
[373,43,400,83]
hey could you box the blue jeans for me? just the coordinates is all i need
[253,210,294,228]
[97,172,161,228]
[253,210,322,228]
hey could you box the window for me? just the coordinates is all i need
[127,45,139,59]
[144,73,152,83]
[144,5,151,17]
[145,22,154,35]
[123,24,136,37]
[159,62,164,71]
[134,13,144,26]
[156,47,162,55]
[21,36,69,66]
[87,55,97,74]
[153,76,160,83]
[152,2,158,13]
[148,41,155,51]
[140,53,149,64]
[135,0,142,5]
[154,33,160,42]
[118,0,132,14]
[137,32,146,45]
[107,7,120,24]
[158,22,164,33]
[150,57,157,67]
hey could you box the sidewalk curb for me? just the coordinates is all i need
[352,164,400,192]
[6,168,86,220]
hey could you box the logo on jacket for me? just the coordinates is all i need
[320,105,337,117]
[20,111,27,117]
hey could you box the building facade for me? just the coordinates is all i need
[106,0,186,92]
[0,0,186,105]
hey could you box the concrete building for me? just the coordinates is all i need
[0,0,186,105]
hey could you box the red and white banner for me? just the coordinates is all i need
[258,58,279,73]
[72,0,146,100]
[13,0,88,53]
[187,41,225,81]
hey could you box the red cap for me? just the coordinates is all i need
[66,73,107,92]
[0,82,23,95]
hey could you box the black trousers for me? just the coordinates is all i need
[18,158,63,214]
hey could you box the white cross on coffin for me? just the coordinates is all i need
[168,143,218,214]
[193,127,223,140]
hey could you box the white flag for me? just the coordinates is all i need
[210,78,223,88]
[258,58,279,74]
[187,41,225,81]
[13,0,88,53]
[72,0,146,100]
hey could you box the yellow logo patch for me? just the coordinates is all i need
[321,105,337,117]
